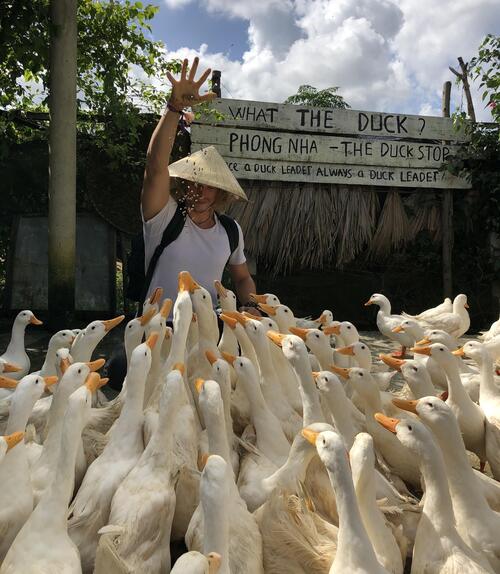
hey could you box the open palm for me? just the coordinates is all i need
[167,57,217,110]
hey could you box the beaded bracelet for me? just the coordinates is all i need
[166,101,184,115]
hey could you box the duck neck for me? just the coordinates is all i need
[6,394,35,434]
[6,318,27,357]
[290,358,324,426]
[202,472,231,574]
[204,407,231,469]
[113,365,147,436]
[478,357,498,404]
[216,372,234,452]
[376,298,391,315]
[418,440,456,532]
[263,440,315,493]
[218,325,238,355]
[252,334,286,416]
[39,345,59,376]
[148,394,178,459]
[234,327,259,370]
[314,343,335,371]
[41,384,73,462]
[441,359,470,404]
[323,391,357,449]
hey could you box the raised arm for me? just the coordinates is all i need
[141,57,216,221]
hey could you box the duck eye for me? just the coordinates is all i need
[361,345,365,349]
[91,326,96,330]
[284,309,288,313]
[144,352,147,356]
[412,366,418,372]
[427,402,433,408]
[78,368,82,374]
[408,425,413,431]
[347,325,351,329]
[315,333,319,338]
[360,372,364,377]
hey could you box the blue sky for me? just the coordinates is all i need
[148,0,499,120]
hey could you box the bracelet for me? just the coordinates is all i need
[166,101,184,115]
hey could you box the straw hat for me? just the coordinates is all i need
[169,146,248,201]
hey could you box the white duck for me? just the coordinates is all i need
[365,294,413,357]
[1,373,106,574]
[257,303,296,333]
[402,297,453,321]
[379,354,436,399]
[395,395,500,572]
[303,428,390,573]
[335,342,396,391]
[70,315,125,363]
[95,366,183,574]
[481,314,500,342]
[411,293,470,338]
[68,333,157,573]
[215,281,239,356]
[375,413,493,574]
[0,373,57,561]
[34,329,75,377]
[170,551,222,574]
[0,362,21,400]
[0,310,43,380]
[350,432,405,574]
[0,431,24,464]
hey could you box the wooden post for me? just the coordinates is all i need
[48,0,77,327]
[442,81,453,298]
[211,70,221,98]
[449,58,476,122]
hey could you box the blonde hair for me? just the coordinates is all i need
[172,179,236,213]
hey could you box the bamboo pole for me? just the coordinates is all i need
[441,81,453,298]
[48,0,77,327]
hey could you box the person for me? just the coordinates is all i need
[141,56,260,317]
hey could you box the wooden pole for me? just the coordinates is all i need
[449,58,476,122]
[211,70,221,98]
[48,0,77,327]
[442,81,453,298]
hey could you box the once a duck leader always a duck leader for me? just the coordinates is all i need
[141,56,260,317]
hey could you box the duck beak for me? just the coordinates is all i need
[0,376,19,390]
[364,299,374,306]
[439,390,448,401]
[148,287,163,305]
[392,325,404,333]
[411,346,431,356]
[379,354,405,371]
[392,398,418,414]
[374,413,400,434]
[60,357,72,374]
[258,303,277,316]
[316,313,328,324]
[198,452,209,471]
[335,345,355,357]
[221,352,237,365]
[160,298,173,319]
[465,302,470,309]
[266,330,286,348]
[86,358,105,372]
[1,362,21,373]
[139,307,156,326]
[311,371,320,380]
[242,311,262,321]
[220,314,238,330]
[103,315,125,332]
[214,280,227,298]
[5,431,24,451]
[452,347,465,357]
[329,364,351,379]
[195,378,205,394]
[416,337,431,346]
[30,315,43,325]
[301,428,320,445]
[172,363,184,375]
[146,332,159,349]
[323,325,340,336]
[288,326,310,341]
[207,552,222,574]
[178,271,198,293]
[85,372,108,392]
[223,310,246,325]
[205,350,218,365]
[43,376,59,392]
[250,293,268,305]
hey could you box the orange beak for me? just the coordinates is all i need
[205,350,218,365]
[43,376,59,392]
[60,357,72,374]
[316,312,328,324]
[85,372,108,392]
[392,325,405,333]
[0,376,19,390]
[195,378,205,394]
[146,332,159,349]
[223,310,246,325]
[207,552,222,574]
[214,280,228,298]
[392,398,418,414]
[4,431,24,451]
[411,346,432,356]
[1,361,21,373]
[198,452,209,471]
[288,326,310,341]
[329,364,351,379]
[86,358,105,372]
[103,315,125,332]
[323,324,340,336]
[301,428,320,445]
[139,307,156,326]
[148,287,163,305]
[250,293,268,305]
[452,347,465,357]
[172,362,185,375]
[220,314,238,330]
[465,302,470,309]
[379,353,405,371]
[311,371,320,380]
[364,299,374,306]
[258,303,277,316]
[178,271,198,293]
[335,345,355,357]
[266,330,286,348]
[374,412,400,434]
[160,298,173,319]
[416,338,431,346]
[30,314,43,325]
[221,352,237,365]
[242,311,262,321]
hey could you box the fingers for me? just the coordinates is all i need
[194,67,211,88]
[166,71,177,85]
[198,92,218,103]
[181,58,188,78]
[188,56,199,81]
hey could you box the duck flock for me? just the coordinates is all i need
[0,271,500,574]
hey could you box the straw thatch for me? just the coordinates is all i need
[368,191,411,260]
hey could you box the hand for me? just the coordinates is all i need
[167,57,217,110]
[239,306,262,317]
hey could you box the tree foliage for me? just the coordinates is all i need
[285,84,350,109]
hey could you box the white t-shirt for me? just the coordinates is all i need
[142,197,246,316]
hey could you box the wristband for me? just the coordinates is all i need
[166,101,183,115]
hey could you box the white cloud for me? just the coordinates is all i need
[161,0,499,120]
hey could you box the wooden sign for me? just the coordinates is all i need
[197,98,468,141]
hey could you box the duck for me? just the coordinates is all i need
[214,281,239,356]
[34,329,75,377]
[0,431,24,465]
[303,428,390,573]
[30,358,105,504]
[257,303,296,333]
[1,372,107,574]
[365,294,414,357]
[186,453,264,574]
[0,310,43,380]
[335,342,396,391]
[481,314,500,342]
[402,297,452,322]
[95,366,183,574]
[68,333,158,574]
[394,395,500,571]
[350,432,405,574]
[412,343,486,467]
[375,413,493,573]
[71,315,125,363]
[410,294,470,338]
[0,373,58,561]
[379,355,436,399]
[0,363,21,400]
[170,551,222,574]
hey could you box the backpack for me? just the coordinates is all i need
[125,202,240,303]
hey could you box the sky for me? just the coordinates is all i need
[149,0,500,121]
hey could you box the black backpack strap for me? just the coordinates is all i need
[140,201,187,304]
[217,213,240,259]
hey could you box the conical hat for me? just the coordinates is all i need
[169,146,247,201]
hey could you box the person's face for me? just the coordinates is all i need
[189,184,219,213]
